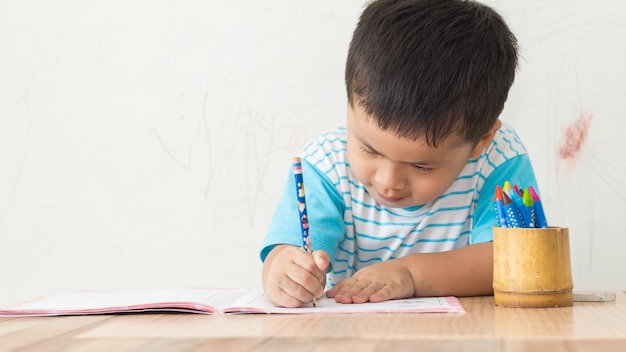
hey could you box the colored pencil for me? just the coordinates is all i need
[292,157,316,306]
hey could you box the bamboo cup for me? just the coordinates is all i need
[492,227,573,308]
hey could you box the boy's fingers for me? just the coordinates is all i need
[264,245,324,307]
[325,280,344,298]
[270,287,306,308]
[284,254,325,298]
[326,277,386,304]
[278,275,314,305]
[312,250,330,271]
[368,285,394,303]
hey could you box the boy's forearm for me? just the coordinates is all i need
[397,242,494,297]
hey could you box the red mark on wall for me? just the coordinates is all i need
[559,113,593,160]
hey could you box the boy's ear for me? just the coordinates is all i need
[469,119,502,158]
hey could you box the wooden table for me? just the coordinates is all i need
[1,292,625,351]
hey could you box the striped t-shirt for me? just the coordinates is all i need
[261,123,538,287]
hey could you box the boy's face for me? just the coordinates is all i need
[346,104,494,208]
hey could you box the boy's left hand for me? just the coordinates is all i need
[326,259,415,304]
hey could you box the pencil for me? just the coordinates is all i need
[528,186,548,228]
[494,185,508,227]
[292,157,316,307]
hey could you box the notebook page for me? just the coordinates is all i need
[225,290,464,314]
[1,288,254,316]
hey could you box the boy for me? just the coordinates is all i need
[261,0,539,308]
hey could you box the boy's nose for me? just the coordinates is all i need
[374,163,406,191]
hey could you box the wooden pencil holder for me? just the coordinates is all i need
[492,227,573,308]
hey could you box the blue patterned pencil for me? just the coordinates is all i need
[510,188,534,227]
[292,157,316,306]
[528,186,548,228]
[502,191,524,228]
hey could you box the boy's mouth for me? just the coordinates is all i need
[376,192,407,205]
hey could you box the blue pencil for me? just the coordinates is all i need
[292,157,312,253]
[510,188,534,228]
[494,185,508,227]
[528,186,548,228]
[292,157,316,307]
[502,191,524,228]
[522,188,536,228]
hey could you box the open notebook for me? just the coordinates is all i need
[0,288,464,316]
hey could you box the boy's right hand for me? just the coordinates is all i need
[262,244,329,308]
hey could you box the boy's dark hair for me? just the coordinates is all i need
[345,0,518,147]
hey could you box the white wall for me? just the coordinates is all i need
[1,0,624,306]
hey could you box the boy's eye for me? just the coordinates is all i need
[412,164,434,173]
[360,146,377,155]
